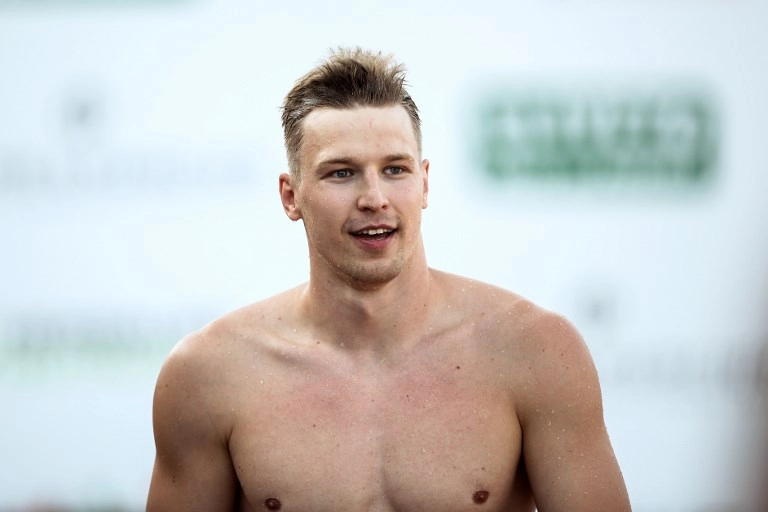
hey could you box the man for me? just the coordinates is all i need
[147,47,631,511]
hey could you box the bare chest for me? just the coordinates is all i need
[228,365,532,512]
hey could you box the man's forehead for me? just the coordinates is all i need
[300,105,419,162]
[302,105,413,132]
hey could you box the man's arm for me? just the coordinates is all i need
[146,336,240,511]
[518,313,631,512]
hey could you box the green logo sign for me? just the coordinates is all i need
[469,83,719,186]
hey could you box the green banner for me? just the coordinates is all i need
[469,83,719,187]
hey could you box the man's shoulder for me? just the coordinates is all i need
[165,284,306,373]
[430,268,549,323]
[441,275,603,425]
[431,268,586,357]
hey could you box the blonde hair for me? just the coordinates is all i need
[281,47,421,180]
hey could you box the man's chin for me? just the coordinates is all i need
[339,262,404,290]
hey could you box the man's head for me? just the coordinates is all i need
[281,47,422,181]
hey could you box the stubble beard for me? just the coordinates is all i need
[336,252,409,289]
[307,216,423,289]
[336,222,423,289]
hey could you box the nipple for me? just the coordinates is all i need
[473,490,489,504]
[264,497,282,510]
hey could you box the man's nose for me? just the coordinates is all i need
[357,173,388,211]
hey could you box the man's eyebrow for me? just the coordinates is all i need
[317,156,357,167]
[316,154,416,167]
[383,153,417,163]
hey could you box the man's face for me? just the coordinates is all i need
[280,105,429,288]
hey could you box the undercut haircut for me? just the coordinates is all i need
[281,47,422,181]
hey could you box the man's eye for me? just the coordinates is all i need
[331,170,352,178]
[384,166,404,175]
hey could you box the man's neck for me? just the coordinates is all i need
[298,261,434,354]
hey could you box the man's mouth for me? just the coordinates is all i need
[352,228,396,240]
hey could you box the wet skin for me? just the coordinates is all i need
[185,274,539,512]
[147,106,630,512]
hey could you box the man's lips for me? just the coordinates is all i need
[353,228,394,236]
[350,227,396,240]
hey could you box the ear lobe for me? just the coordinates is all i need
[421,159,430,209]
[279,173,302,221]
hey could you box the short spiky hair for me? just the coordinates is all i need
[281,47,422,180]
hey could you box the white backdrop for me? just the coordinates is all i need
[1,1,767,510]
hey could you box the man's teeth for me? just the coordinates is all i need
[359,228,391,235]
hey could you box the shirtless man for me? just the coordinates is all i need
[146,47,631,512]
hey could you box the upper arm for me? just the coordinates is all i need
[146,338,239,511]
[517,314,631,512]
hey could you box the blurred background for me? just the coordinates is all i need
[1,1,767,511]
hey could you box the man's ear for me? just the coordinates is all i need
[279,173,302,221]
[421,159,430,209]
